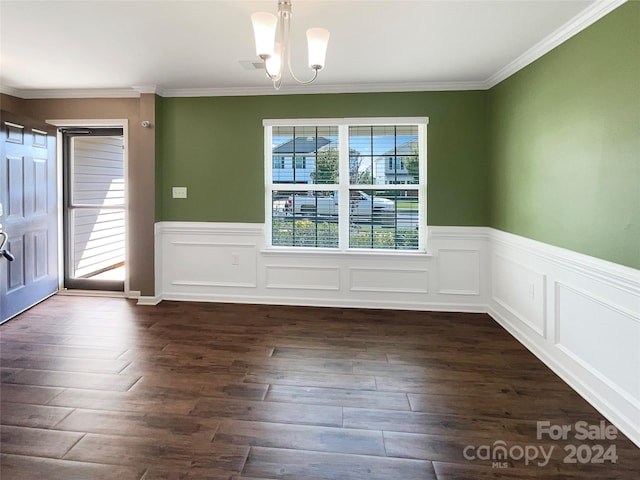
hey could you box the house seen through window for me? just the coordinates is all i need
[265,118,428,251]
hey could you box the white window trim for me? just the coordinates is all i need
[264,117,429,252]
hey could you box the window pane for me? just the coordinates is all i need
[271,190,339,248]
[272,126,338,185]
[71,207,125,278]
[349,150,373,185]
[349,189,419,250]
[72,135,125,206]
[349,125,420,185]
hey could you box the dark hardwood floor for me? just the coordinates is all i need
[1,296,638,479]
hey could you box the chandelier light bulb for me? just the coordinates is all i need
[306,28,330,70]
[266,43,283,79]
[251,12,277,58]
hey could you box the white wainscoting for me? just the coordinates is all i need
[488,229,640,447]
[153,222,490,311]
[149,221,640,446]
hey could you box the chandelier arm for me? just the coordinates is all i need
[287,63,319,85]
[264,64,278,82]
[283,12,319,85]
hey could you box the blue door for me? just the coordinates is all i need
[0,113,58,323]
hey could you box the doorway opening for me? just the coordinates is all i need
[62,128,125,291]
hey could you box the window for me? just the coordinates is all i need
[294,157,307,169]
[265,118,427,251]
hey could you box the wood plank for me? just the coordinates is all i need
[0,341,127,359]
[258,335,368,352]
[161,341,274,358]
[5,355,131,374]
[214,419,386,456]
[271,346,386,361]
[54,408,219,439]
[0,383,64,404]
[242,446,437,480]
[47,387,198,415]
[374,375,517,396]
[121,356,233,376]
[190,397,343,427]
[231,357,355,375]
[0,332,71,345]
[342,407,541,440]
[0,454,146,480]
[0,425,83,458]
[5,368,141,391]
[0,402,73,428]
[383,431,566,464]
[384,430,487,463]
[133,374,269,401]
[1,367,21,381]
[244,371,376,390]
[65,433,248,473]
[407,391,600,420]
[265,385,410,410]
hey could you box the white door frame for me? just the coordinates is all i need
[46,119,131,296]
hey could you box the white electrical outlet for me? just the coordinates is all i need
[172,187,187,199]
[527,284,535,299]
[231,254,240,266]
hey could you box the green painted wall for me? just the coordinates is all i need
[489,2,640,269]
[157,91,489,226]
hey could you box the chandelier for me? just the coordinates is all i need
[251,0,329,89]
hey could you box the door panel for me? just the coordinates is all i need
[0,112,58,323]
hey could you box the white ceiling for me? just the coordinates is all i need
[0,0,622,97]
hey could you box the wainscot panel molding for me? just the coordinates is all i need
[153,222,490,312]
[348,267,429,294]
[150,222,640,446]
[265,265,341,291]
[487,228,640,448]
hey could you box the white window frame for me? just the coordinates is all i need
[264,117,428,252]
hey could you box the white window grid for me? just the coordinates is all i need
[264,117,429,252]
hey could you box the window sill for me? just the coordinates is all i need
[260,247,433,258]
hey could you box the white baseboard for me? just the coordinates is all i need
[161,290,487,313]
[136,295,163,306]
[152,221,640,447]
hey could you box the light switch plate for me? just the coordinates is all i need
[172,187,187,199]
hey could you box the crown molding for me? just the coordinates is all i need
[1,80,486,99]
[485,0,627,88]
[1,87,142,99]
[161,81,487,98]
[0,85,22,97]
[133,84,166,96]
